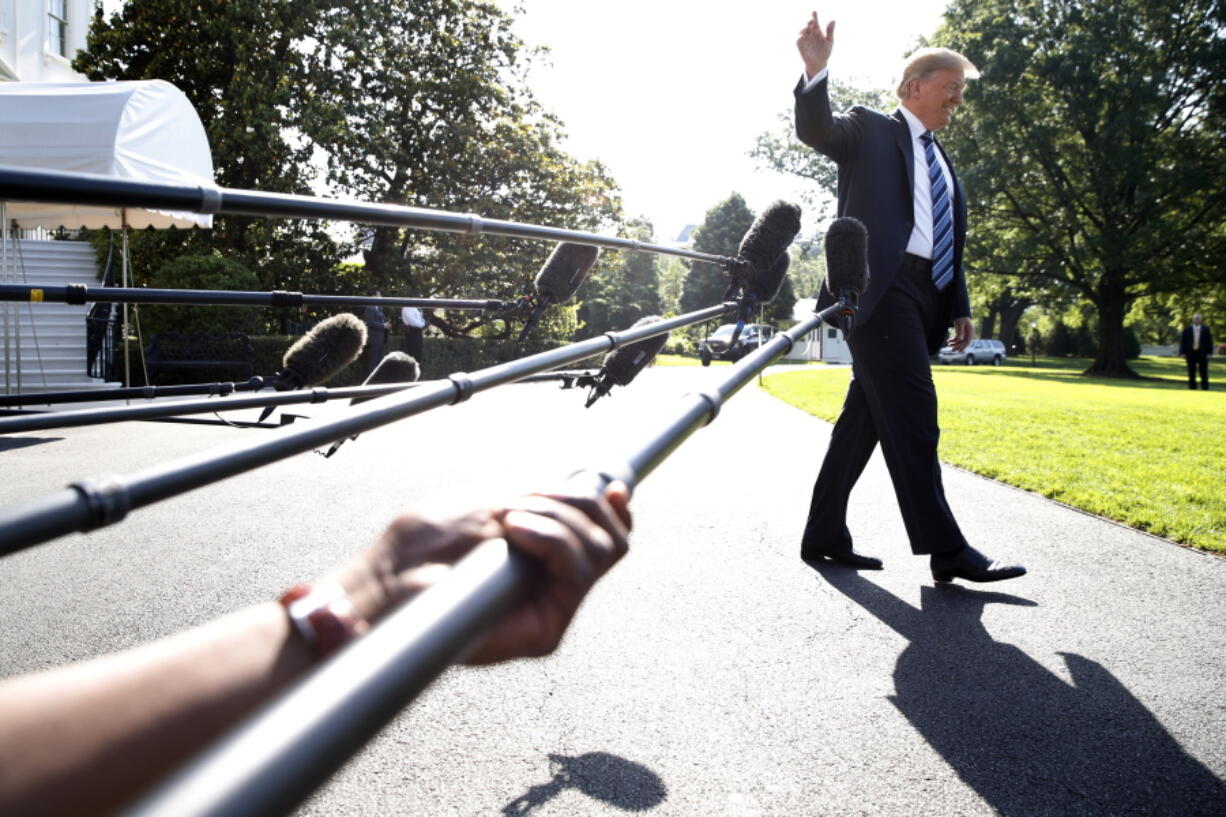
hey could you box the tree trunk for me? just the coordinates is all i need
[1083,280,1138,378]
[979,310,998,342]
[998,299,1029,355]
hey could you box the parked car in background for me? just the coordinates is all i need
[698,323,775,365]
[938,338,1007,366]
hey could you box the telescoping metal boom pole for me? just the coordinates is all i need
[0,368,603,430]
[116,301,847,817]
[0,165,739,268]
[0,303,736,556]
[0,381,426,432]
[0,282,511,312]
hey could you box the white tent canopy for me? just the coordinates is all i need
[0,80,214,229]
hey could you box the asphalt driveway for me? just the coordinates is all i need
[0,365,1222,816]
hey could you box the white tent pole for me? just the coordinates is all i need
[122,217,131,390]
[2,202,9,394]
[12,216,19,395]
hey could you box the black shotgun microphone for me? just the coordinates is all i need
[753,251,791,305]
[822,217,870,339]
[256,313,367,421]
[585,316,670,408]
[274,313,368,391]
[736,200,802,294]
[518,243,601,340]
[724,200,802,349]
[324,352,421,458]
[348,352,420,406]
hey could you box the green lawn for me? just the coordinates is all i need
[654,354,828,367]
[761,356,1226,553]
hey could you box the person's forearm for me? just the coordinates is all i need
[0,603,314,816]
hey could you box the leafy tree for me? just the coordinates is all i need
[751,79,894,220]
[73,0,341,305]
[576,219,662,337]
[679,193,799,334]
[787,242,826,302]
[657,255,687,317]
[74,0,622,343]
[1128,286,1226,345]
[679,193,754,316]
[140,255,264,337]
[298,0,621,338]
[934,0,1226,377]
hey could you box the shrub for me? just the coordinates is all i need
[139,255,266,338]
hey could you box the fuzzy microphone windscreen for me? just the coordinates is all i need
[279,312,367,389]
[602,316,670,387]
[748,250,791,303]
[737,200,802,290]
[823,217,870,298]
[349,352,420,405]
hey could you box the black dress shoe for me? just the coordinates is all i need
[931,546,1026,583]
[801,544,883,570]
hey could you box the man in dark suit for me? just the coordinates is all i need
[793,12,1024,583]
[1178,314,1213,390]
[360,291,392,377]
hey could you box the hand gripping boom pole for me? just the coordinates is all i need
[0,303,735,555]
[116,300,849,817]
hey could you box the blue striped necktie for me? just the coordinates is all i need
[921,132,954,291]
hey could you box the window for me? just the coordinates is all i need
[48,0,68,57]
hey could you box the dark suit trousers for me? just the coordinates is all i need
[802,262,968,555]
[1186,354,1210,390]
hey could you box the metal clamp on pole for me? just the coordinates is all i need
[198,185,223,215]
[64,283,89,305]
[448,372,476,404]
[269,291,304,308]
[69,474,132,531]
[690,390,723,425]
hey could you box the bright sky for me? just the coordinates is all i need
[499,1,951,241]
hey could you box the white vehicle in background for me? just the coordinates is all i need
[938,338,1007,366]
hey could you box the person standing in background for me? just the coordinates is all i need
[361,291,391,377]
[1179,313,1213,390]
[402,305,427,365]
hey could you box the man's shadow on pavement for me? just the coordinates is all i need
[813,567,1226,816]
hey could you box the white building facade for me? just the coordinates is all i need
[0,0,91,82]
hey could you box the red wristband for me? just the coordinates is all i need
[278,582,361,658]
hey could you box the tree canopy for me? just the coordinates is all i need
[679,193,754,317]
[678,193,797,331]
[576,219,663,338]
[751,80,895,222]
[73,0,623,340]
[934,0,1226,376]
[74,0,339,300]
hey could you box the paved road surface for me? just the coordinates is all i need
[0,365,1222,816]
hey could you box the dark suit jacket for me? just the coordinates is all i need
[795,77,971,354]
[1179,325,1213,359]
